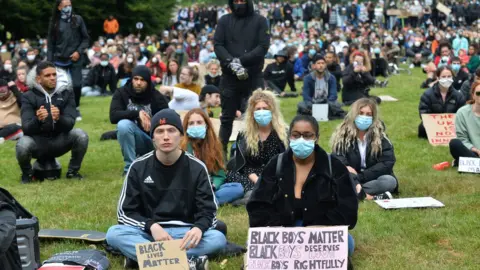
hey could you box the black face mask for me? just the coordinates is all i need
[234,3,248,16]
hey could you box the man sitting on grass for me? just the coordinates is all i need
[110,66,169,175]
[16,61,89,183]
[106,109,226,269]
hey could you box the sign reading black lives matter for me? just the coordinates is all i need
[135,240,189,270]
[246,226,348,270]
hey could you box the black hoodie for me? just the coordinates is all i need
[109,66,168,133]
[214,0,270,78]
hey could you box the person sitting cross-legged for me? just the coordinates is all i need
[110,66,169,175]
[81,53,117,96]
[331,98,398,200]
[16,61,89,183]
[106,109,226,269]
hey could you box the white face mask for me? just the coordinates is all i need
[439,78,453,88]
[3,64,12,72]
[27,55,36,61]
[127,57,133,63]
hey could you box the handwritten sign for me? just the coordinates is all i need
[458,157,480,174]
[135,240,188,270]
[436,3,451,15]
[421,114,456,146]
[312,104,329,122]
[378,95,398,102]
[375,197,445,209]
[246,226,348,270]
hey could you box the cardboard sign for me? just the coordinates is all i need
[312,104,329,122]
[378,95,398,102]
[375,197,445,209]
[387,9,403,16]
[436,3,451,15]
[458,157,480,174]
[246,226,348,270]
[135,240,188,270]
[421,114,456,146]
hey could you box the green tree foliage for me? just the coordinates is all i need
[0,0,177,40]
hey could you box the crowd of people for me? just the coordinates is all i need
[1,0,480,269]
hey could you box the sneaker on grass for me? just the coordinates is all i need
[124,257,139,269]
[373,191,393,200]
[189,255,209,270]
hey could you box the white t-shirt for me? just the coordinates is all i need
[168,87,200,111]
[357,137,368,170]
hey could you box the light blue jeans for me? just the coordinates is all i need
[106,225,227,260]
[120,78,129,87]
[117,119,153,173]
[81,85,102,96]
[216,183,244,205]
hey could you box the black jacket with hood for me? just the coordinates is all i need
[47,14,90,63]
[109,66,168,133]
[214,0,270,79]
[117,151,218,234]
[418,83,465,117]
[247,146,358,229]
[0,201,21,270]
[84,63,117,93]
[22,68,76,140]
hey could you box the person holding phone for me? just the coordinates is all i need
[342,51,378,106]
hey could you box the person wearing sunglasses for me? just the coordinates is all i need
[247,115,358,262]
[449,81,480,166]
[331,98,398,200]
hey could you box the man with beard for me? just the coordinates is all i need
[110,66,169,175]
[214,0,270,156]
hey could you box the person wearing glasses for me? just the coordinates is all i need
[331,98,398,200]
[247,115,358,261]
[449,81,480,166]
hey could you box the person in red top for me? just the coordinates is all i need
[433,42,453,67]
[14,67,29,93]
[103,15,119,39]
[146,54,167,86]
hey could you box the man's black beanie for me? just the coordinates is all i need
[150,109,184,138]
[132,65,151,83]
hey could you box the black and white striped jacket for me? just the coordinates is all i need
[117,151,218,233]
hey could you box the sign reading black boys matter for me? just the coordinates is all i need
[135,240,189,270]
[247,226,348,270]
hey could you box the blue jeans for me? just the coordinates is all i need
[216,183,244,205]
[106,225,227,260]
[294,220,354,256]
[81,85,102,96]
[120,78,129,87]
[117,120,154,173]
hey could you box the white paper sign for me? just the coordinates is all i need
[246,226,348,270]
[458,157,480,174]
[378,95,398,102]
[375,197,445,209]
[312,104,329,122]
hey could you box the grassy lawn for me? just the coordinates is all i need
[1,69,479,270]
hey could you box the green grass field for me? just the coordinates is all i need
[1,69,479,270]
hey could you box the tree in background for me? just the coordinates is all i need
[0,0,177,41]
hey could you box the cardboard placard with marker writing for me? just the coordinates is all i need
[421,113,456,146]
[135,240,189,270]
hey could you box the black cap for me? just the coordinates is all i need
[274,50,288,59]
[132,65,152,84]
[150,109,184,138]
[0,79,7,87]
[200,85,220,100]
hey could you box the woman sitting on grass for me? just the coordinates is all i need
[225,89,288,206]
[117,52,137,87]
[162,59,180,87]
[181,108,244,206]
[331,98,398,200]
[247,115,358,261]
[174,66,202,95]
[449,81,480,166]
[418,66,465,139]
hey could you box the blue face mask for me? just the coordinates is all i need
[254,110,272,127]
[355,115,373,131]
[451,64,461,72]
[100,60,109,67]
[187,125,207,139]
[61,6,72,19]
[374,47,381,54]
[290,138,315,159]
[176,48,183,54]
[308,49,316,57]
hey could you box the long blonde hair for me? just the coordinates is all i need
[244,89,288,156]
[330,98,385,158]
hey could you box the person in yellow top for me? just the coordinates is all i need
[174,66,202,95]
[103,15,119,39]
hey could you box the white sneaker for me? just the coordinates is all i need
[409,64,414,69]
[76,116,82,122]
[0,137,5,144]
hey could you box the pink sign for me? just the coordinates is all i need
[421,113,457,146]
[246,226,348,270]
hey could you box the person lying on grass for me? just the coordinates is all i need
[331,98,398,200]
[449,81,480,166]
[181,108,244,206]
[247,114,358,262]
[225,89,288,206]
[106,109,226,270]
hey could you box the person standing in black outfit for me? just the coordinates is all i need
[214,0,270,155]
[47,0,89,121]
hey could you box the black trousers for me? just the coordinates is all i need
[449,139,478,165]
[0,124,21,139]
[418,123,428,139]
[219,75,264,146]
[266,80,283,94]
